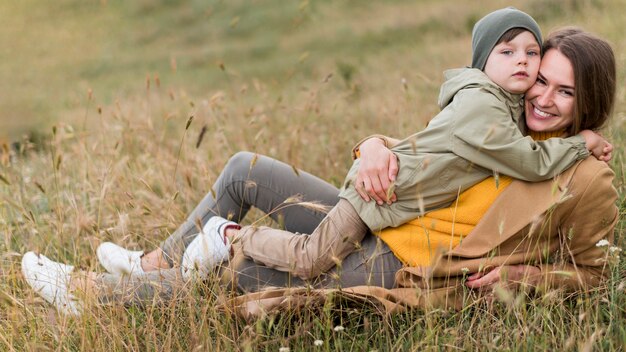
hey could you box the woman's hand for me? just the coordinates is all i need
[355,138,398,205]
[464,265,540,291]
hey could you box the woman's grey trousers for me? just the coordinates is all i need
[97,152,402,305]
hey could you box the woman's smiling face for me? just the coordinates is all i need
[524,48,576,132]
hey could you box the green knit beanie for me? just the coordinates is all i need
[471,7,542,70]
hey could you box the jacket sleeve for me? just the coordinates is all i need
[533,162,618,291]
[449,90,590,182]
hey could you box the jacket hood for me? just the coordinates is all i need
[437,68,517,109]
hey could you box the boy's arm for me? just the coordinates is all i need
[450,91,590,182]
[580,130,613,162]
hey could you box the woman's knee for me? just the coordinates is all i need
[223,151,257,177]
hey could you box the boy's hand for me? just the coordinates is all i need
[598,141,613,162]
[355,138,398,205]
[580,130,613,162]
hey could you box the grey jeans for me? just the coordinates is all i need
[97,152,402,304]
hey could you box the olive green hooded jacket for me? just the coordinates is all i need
[339,68,590,230]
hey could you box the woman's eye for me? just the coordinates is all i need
[535,77,546,86]
[559,89,574,97]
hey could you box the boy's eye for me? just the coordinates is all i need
[501,50,513,55]
[527,50,539,56]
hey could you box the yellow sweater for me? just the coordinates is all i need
[377,130,563,266]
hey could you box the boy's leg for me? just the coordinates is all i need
[234,231,402,291]
[160,152,340,267]
[236,199,367,279]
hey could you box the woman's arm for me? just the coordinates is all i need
[533,164,618,291]
[466,161,619,292]
[350,134,401,159]
[351,135,401,205]
[464,264,541,290]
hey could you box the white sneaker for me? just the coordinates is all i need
[96,242,144,275]
[21,251,81,315]
[181,216,238,280]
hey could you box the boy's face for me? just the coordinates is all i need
[483,31,541,94]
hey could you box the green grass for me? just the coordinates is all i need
[0,0,625,350]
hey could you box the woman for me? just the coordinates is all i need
[21,27,618,315]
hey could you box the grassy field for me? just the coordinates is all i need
[0,0,625,350]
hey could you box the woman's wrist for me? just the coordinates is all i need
[354,137,387,159]
[518,264,542,287]
[360,137,387,151]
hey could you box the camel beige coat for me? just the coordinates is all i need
[223,157,618,318]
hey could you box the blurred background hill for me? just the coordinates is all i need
[1,0,624,140]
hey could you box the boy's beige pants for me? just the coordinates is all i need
[236,199,368,280]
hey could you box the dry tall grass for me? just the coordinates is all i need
[0,0,625,350]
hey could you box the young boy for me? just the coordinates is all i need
[169,8,610,280]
